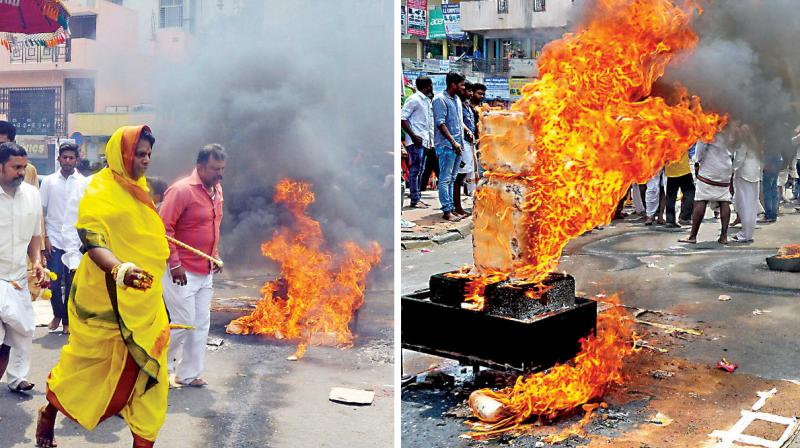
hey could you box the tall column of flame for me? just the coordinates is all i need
[226,179,382,359]
[468,0,725,433]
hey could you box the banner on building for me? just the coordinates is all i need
[509,78,535,101]
[403,70,423,86]
[406,0,427,38]
[509,58,538,77]
[428,7,446,40]
[431,74,447,95]
[423,58,449,73]
[401,4,407,38]
[485,77,510,101]
[442,4,467,40]
[16,136,49,159]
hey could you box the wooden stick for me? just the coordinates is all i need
[165,235,224,267]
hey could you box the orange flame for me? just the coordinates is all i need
[226,179,382,358]
[469,294,637,435]
[777,244,800,259]
[466,0,725,433]
[471,0,724,291]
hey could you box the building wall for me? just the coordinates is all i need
[461,0,573,32]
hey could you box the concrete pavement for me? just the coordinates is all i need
[402,203,800,447]
[1,270,393,447]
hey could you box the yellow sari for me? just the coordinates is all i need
[46,125,170,442]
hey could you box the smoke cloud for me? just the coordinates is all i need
[145,1,394,278]
[662,0,799,161]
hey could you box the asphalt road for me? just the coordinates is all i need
[1,271,394,448]
[401,205,800,447]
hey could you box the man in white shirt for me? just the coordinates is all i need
[730,123,762,242]
[39,142,87,335]
[0,142,46,392]
[679,131,734,244]
[401,76,434,208]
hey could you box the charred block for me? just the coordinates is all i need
[484,273,576,320]
[429,272,474,307]
[402,292,597,373]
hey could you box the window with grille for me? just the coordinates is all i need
[534,0,546,11]
[70,14,97,40]
[497,0,508,14]
[159,0,183,28]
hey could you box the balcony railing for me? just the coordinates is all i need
[9,40,71,64]
[402,57,516,76]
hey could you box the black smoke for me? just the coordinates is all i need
[146,1,394,280]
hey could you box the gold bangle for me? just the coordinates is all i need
[110,264,122,280]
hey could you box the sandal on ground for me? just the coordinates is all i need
[677,238,697,244]
[9,380,34,393]
[35,406,58,447]
[731,235,753,243]
[176,378,207,387]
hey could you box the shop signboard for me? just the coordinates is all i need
[423,58,450,73]
[16,135,56,174]
[406,0,427,38]
[509,58,538,77]
[485,77,510,100]
[431,74,447,95]
[401,4,407,38]
[428,7,446,40]
[442,4,466,41]
[509,77,535,101]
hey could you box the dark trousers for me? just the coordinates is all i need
[47,247,74,325]
[794,160,800,200]
[666,173,695,223]
[407,144,426,204]
[763,172,779,220]
[420,147,440,191]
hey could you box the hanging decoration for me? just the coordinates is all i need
[0,0,71,51]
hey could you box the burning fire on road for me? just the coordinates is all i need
[461,0,727,436]
[226,178,382,360]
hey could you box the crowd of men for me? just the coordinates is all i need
[0,120,226,446]
[401,72,800,247]
[620,121,800,245]
[401,72,485,221]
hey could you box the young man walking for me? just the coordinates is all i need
[160,144,226,387]
[39,142,88,335]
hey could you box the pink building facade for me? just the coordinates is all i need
[0,0,179,173]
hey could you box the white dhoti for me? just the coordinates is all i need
[733,177,758,241]
[459,141,477,194]
[631,184,645,213]
[645,170,666,217]
[163,270,214,383]
[0,279,34,350]
[695,179,732,203]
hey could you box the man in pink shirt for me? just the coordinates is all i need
[159,144,226,387]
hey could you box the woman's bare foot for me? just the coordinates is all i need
[678,237,697,244]
[35,404,58,447]
[718,237,729,245]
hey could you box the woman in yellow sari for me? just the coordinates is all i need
[36,125,171,448]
